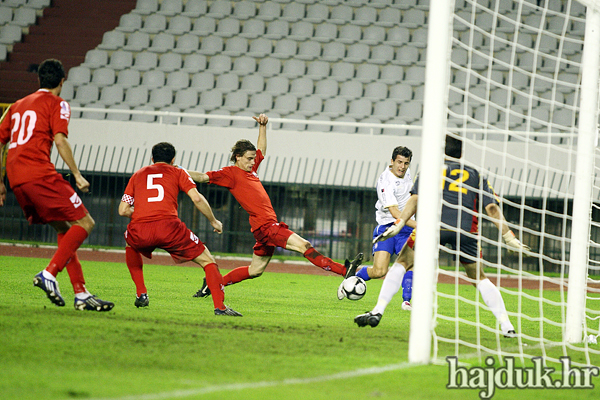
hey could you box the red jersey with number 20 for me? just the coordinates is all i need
[0,89,71,188]
[123,163,197,223]
[207,149,278,231]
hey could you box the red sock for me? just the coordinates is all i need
[222,266,251,286]
[303,247,345,276]
[58,233,87,294]
[46,225,88,276]
[126,247,147,296]
[204,263,225,310]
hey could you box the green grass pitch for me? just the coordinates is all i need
[0,255,598,400]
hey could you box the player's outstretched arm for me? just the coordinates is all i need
[253,114,268,156]
[54,133,90,193]
[187,170,210,183]
[485,203,531,253]
[187,188,222,234]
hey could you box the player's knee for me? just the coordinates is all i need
[250,271,263,278]
[302,240,312,251]
[370,264,387,279]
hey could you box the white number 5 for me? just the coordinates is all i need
[147,174,164,202]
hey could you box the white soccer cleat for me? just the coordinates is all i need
[401,301,412,311]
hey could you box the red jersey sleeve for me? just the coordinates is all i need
[50,99,71,138]
[207,167,234,188]
[178,168,197,193]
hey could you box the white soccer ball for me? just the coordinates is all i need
[337,276,367,301]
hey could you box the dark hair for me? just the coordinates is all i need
[230,139,256,163]
[38,59,65,89]
[445,135,463,159]
[152,142,176,163]
[391,146,412,162]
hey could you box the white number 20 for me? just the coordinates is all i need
[8,110,37,149]
[147,174,164,202]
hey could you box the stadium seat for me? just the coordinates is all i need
[157,52,182,72]
[284,77,310,99]
[322,97,347,117]
[376,7,401,27]
[356,117,383,135]
[355,64,379,83]
[149,87,173,108]
[394,45,419,66]
[191,16,216,35]
[223,36,249,57]
[338,25,362,44]
[289,21,313,41]
[181,106,207,126]
[410,27,428,48]
[141,13,167,33]
[240,75,265,94]
[12,7,36,26]
[206,109,231,127]
[74,84,99,103]
[248,92,274,113]
[339,80,363,99]
[389,83,413,102]
[257,1,281,21]
[231,110,258,128]
[232,55,256,75]
[322,42,345,62]
[331,116,357,133]
[174,88,199,109]
[60,81,75,100]
[223,91,249,112]
[379,64,403,84]
[370,0,393,7]
[174,34,201,54]
[91,67,116,86]
[0,7,12,26]
[296,40,321,61]
[345,43,370,63]
[313,22,337,42]
[109,50,134,70]
[303,60,329,80]
[314,79,338,98]
[99,85,124,106]
[363,26,386,45]
[157,105,182,125]
[384,26,410,46]
[347,98,372,119]
[370,44,394,65]
[68,66,91,85]
[207,1,231,17]
[233,1,256,19]
[403,66,425,85]
[272,39,297,59]
[372,99,398,120]
[158,0,183,16]
[265,20,289,39]
[402,8,426,28]
[199,89,223,111]
[281,2,305,22]
[124,86,149,107]
[27,0,52,8]
[166,15,192,35]
[0,25,22,45]
[280,113,307,132]
[353,6,377,26]
[81,102,106,120]
[363,82,387,100]
[398,101,422,123]
[131,105,156,123]
[382,118,408,136]
[98,31,125,50]
[257,58,281,77]
[215,17,241,38]
[134,0,158,15]
[281,59,306,78]
[215,72,240,93]
[141,69,165,88]
[190,71,215,91]
[182,53,207,73]
[207,55,232,74]
[182,0,208,17]
[117,13,143,32]
[305,3,328,23]
[133,51,158,71]
[307,115,332,132]
[273,93,298,114]
[240,19,265,38]
[123,31,150,52]
[82,49,109,68]
[248,38,272,57]
[116,69,141,87]
[329,4,352,24]
[106,104,131,121]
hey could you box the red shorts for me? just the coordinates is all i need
[12,173,88,224]
[125,218,205,263]
[252,222,294,257]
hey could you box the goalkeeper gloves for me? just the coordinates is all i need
[502,230,531,253]
[373,219,405,244]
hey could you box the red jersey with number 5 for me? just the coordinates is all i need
[123,163,197,223]
[0,89,71,188]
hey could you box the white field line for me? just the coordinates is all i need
[77,362,414,400]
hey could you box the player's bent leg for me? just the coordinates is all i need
[193,249,227,311]
[286,233,348,276]
[357,251,391,281]
[248,253,271,277]
[46,216,93,276]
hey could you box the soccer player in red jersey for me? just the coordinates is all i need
[0,59,113,311]
[118,142,242,316]
[188,114,363,298]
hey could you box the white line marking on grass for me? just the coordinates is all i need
[79,362,414,400]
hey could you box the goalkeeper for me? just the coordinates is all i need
[355,135,530,336]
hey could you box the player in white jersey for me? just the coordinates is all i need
[353,146,415,309]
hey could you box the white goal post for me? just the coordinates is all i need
[409,0,600,365]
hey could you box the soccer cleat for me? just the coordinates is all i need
[33,271,65,306]
[135,293,149,308]
[192,277,211,298]
[344,252,364,279]
[503,330,517,338]
[214,306,243,316]
[354,311,382,328]
[401,301,412,311]
[74,294,114,312]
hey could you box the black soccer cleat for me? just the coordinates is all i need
[193,277,211,298]
[344,252,364,279]
[354,311,382,328]
[74,295,114,312]
[214,306,243,317]
[135,293,149,308]
[33,271,65,307]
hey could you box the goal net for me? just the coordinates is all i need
[409,0,600,368]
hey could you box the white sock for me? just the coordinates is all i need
[42,269,56,281]
[372,264,406,315]
[75,291,92,300]
[477,278,514,332]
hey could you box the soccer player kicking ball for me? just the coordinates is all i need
[0,59,113,312]
[118,142,241,316]
[355,135,529,337]
[187,114,363,298]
